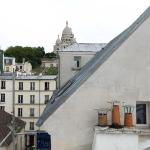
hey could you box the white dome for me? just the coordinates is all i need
[56,35,61,44]
[62,21,72,35]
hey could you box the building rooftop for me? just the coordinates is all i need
[59,43,107,52]
[37,6,150,127]
[4,57,15,59]
[0,74,57,80]
[0,110,25,146]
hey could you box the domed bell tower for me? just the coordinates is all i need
[53,21,76,53]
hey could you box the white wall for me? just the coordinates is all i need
[42,16,150,150]
[59,51,96,87]
[92,133,138,150]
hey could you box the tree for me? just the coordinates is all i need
[44,52,56,59]
[47,67,58,75]
[4,46,45,68]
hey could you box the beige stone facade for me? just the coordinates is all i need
[0,74,56,149]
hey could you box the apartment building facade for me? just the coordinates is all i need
[0,75,57,147]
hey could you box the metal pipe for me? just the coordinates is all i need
[12,69,16,150]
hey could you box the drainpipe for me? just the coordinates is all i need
[12,69,16,150]
[38,78,41,130]
[57,50,60,89]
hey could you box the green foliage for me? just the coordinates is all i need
[47,67,58,75]
[44,52,56,59]
[4,46,45,68]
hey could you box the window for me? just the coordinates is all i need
[74,56,81,68]
[0,106,5,110]
[136,103,147,124]
[18,95,23,104]
[30,82,35,90]
[20,66,22,70]
[45,82,49,91]
[6,67,9,72]
[30,108,34,117]
[0,94,5,102]
[45,95,49,104]
[30,95,35,104]
[18,108,23,117]
[30,122,34,130]
[5,59,12,65]
[1,81,6,89]
[19,82,23,90]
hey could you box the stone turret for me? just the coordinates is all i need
[53,21,76,53]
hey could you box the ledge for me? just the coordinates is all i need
[94,126,150,135]
[71,67,82,71]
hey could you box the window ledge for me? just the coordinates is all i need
[138,129,150,135]
[72,67,82,71]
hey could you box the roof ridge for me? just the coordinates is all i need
[37,6,150,126]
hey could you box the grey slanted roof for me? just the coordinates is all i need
[37,6,150,127]
[0,109,25,146]
[59,43,107,52]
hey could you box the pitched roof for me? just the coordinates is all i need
[59,43,107,52]
[0,110,25,146]
[36,6,150,127]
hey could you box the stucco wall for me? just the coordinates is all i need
[43,16,150,150]
[59,51,96,87]
[92,133,138,150]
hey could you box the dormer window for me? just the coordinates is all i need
[74,56,81,68]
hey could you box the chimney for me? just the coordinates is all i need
[97,108,110,126]
[124,105,134,128]
[109,101,121,128]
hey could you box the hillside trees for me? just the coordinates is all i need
[5,46,45,68]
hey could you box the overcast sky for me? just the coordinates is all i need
[0,0,149,52]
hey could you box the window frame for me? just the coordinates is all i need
[45,82,49,91]
[19,82,23,90]
[1,81,6,89]
[0,94,5,102]
[74,56,81,68]
[30,95,35,104]
[136,101,149,128]
[29,122,34,130]
[30,82,35,91]
[30,108,34,117]
[18,95,23,104]
[0,106,5,110]
[18,108,23,117]
[45,95,49,104]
